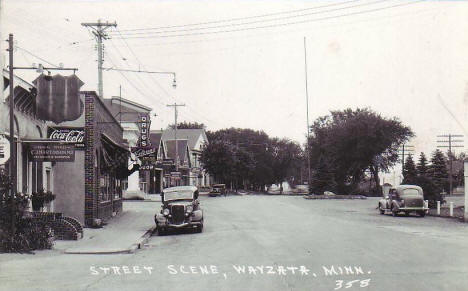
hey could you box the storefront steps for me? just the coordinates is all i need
[26,212,83,240]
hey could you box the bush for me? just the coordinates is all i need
[0,219,54,253]
[413,175,444,208]
[0,169,54,253]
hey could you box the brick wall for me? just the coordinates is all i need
[83,91,125,226]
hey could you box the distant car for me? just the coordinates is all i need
[154,186,204,235]
[292,185,309,194]
[378,185,428,217]
[209,184,226,197]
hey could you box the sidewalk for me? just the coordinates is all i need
[54,201,158,254]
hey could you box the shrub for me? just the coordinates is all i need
[0,169,54,253]
[413,175,444,208]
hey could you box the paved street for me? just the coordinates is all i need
[2,196,468,291]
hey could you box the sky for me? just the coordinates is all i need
[2,0,468,183]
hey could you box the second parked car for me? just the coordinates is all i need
[378,185,428,217]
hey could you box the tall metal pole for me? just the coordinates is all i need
[304,37,311,186]
[175,104,178,171]
[8,33,16,234]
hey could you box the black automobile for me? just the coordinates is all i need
[155,186,204,235]
[209,184,226,197]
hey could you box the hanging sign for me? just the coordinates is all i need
[0,135,10,165]
[29,143,75,162]
[137,115,151,147]
[131,146,156,158]
[33,74,84,123]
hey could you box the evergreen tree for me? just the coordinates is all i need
[417,152,428,176]
[429,149,448,192]
[402,154,417,184]
[309,155,337,195]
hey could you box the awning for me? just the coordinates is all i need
[101,133,129,152]
[100,134,129,176]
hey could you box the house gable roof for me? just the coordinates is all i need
[165,139,190,165]
[161,128,208,151]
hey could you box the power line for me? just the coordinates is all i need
[112,30,222,126]
[113,0,423,39]
[15,45,60,68]
[116,0,360,32]
[113,0,378,36]
[437,134,464,195]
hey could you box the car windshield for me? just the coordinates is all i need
[402,189,421,196]
[164,190,193,201]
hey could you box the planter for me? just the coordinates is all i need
[31,198,44,212]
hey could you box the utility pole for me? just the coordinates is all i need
[398,144,414,176]
[81,20,117,98]
[437,134,464,195]
[303,37,311,186]
[167,103,185,172]
[8,34,16,235]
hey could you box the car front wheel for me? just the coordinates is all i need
[391,207,398,217]
[157,227,166,236]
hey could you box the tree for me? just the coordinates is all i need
[308,108,413,194]
[413,175,443,208]
[169,121,205,129]
[402,154,417,184]
[270,138,303,186]
[417,152,428,177]
[309,154,336,195]
[429,149,448,192]
[202,128,305,191]
[200,140,236,184]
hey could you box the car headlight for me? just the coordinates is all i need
[163,208,170,216]
[186,205,193,213]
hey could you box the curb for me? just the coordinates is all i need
[64,225,156,255]
[128,226,156,254]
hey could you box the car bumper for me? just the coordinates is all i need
[158,221,202,229]
[398,207,428,211]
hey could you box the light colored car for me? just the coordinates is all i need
[378,185,428,217]
[154,186,204,235]
[291,185,309,194]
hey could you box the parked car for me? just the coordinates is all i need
[378,185,428,217]
[209,184,226,197]
[154,186,204,235]
[291,185,309,194]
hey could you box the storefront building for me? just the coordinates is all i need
[1,70,53,204]
[53,91,128,226]
[102,96,152,195]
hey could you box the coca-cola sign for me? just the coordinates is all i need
[47,127,85,148]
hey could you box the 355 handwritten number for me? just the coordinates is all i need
[334,279,371,289]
